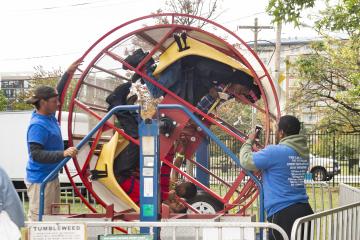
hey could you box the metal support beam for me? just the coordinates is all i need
[139,119,160,238]
[195,137,210,187]
[136,32,167,52]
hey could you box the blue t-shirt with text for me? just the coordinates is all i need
[253,144,309,218]
[26,111,64,183]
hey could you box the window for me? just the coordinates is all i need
[4,89,15,98]
[1,81,9,88]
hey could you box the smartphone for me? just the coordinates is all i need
[255,125,263,140]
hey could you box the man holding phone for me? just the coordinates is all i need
[239,115,313,240]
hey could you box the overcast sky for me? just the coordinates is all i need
[0,0,321,73]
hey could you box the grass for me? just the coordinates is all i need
[307,186,338,210]
[21,194,105,221]
[211,183,339,222]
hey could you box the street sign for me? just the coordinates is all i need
[29,222,86,240]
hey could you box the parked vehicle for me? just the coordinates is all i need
[309,154,341,181]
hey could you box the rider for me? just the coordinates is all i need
[106,83,197,212]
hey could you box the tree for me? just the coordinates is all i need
[0,90,8,111]
[266,0,316,25]
[30,65,62,89]
[286,0,360,133]
[155,0,221,27]
[311,132,360,161]
[12,66,62,111]
[268,0,360,133]
[316,0,360,41]
[287,37,360,132]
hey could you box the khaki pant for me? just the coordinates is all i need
[26,178,60,221]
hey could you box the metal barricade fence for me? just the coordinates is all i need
[291,201,360,240]
[339,183,360,206]
[305,181,333,212]
[26,221,289,240]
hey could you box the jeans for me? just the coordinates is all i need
[143,60,183,98]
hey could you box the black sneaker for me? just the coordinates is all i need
[123,48,154,70]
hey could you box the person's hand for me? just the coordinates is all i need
[67,58,83,73]
[248,132,256,142]
[248,129,261,143]
[63,147,78,158]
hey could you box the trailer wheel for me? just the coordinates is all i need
[187,191,224,214]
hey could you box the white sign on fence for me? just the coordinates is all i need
[29,222,86,240]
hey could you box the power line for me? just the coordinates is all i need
[222,12,267,24]
[0,38,138,62]
[34,0,133,11]
[3,0,146,16]
[0,52,82,62]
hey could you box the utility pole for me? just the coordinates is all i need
[237,18,273,129]
[237,18,273,53]
[274,21,282,84]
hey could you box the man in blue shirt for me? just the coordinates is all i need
[0,166,24,228]
[239,115,313,240]
[25,85,78,221]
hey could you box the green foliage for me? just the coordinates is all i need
[266,0,316,25]
[0,90,8,111]
[59,77,78,112]
[11,101,33,111]
[290,37,360,133]
[282,0,360,133]
[311,132,360,160]
[12,66,62,111]
[210,99,253,137]
[30,65,62,89]
[316,0,360,40]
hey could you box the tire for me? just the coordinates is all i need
[311,167,327,181]
[186,191,224,214]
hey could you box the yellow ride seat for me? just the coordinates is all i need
[94,132,140,212]
[153,36,253,78]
